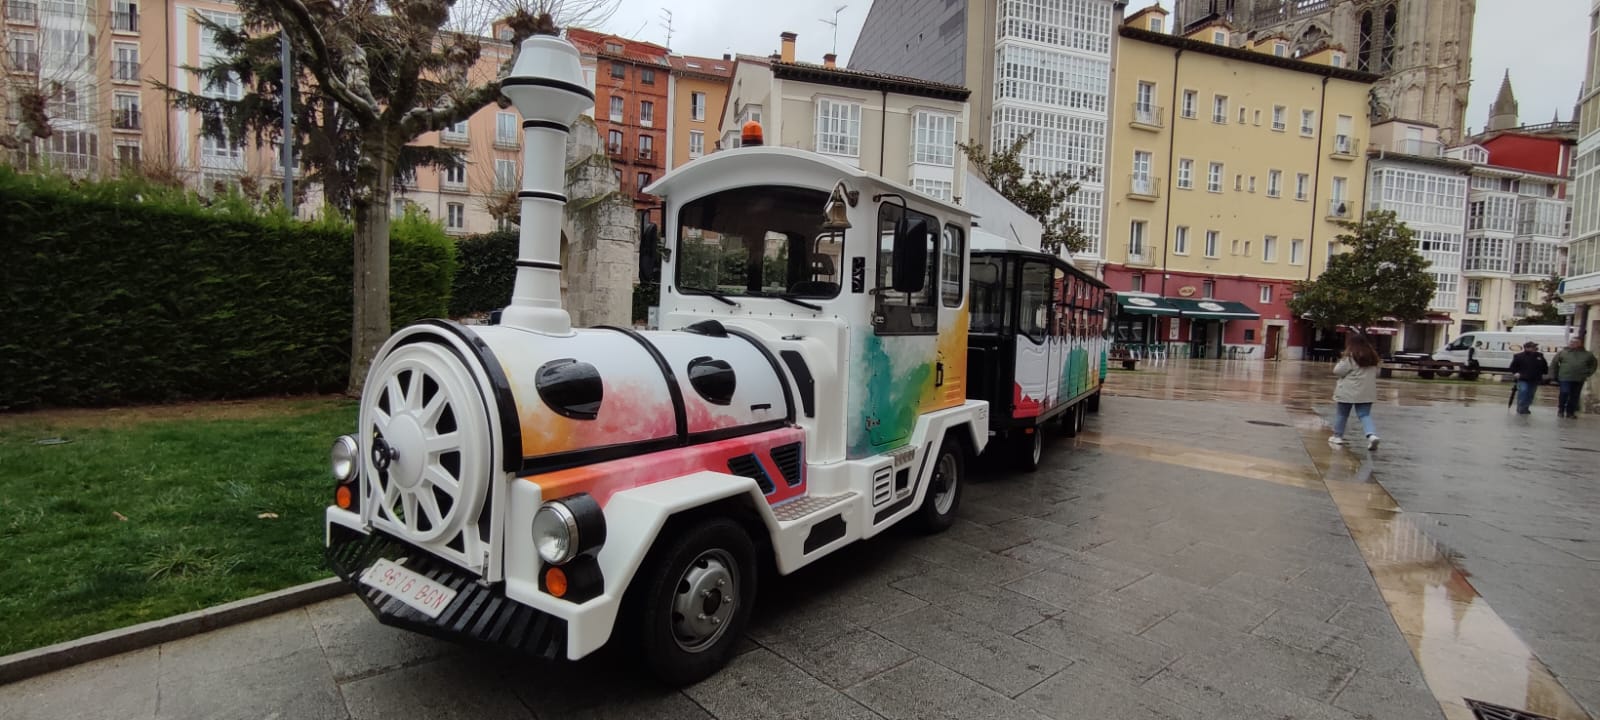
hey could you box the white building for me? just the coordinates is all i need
[1448,143,1570,335]
[1565,0,1600,413]
[849,0,1120,266]
[1365,119,1469,352]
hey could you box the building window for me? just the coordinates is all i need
[609,96,623,123]
[446,202,465,231]
[1290,238,1304,265]
[941,224,965,307]
[610,63,625,79]
[1131,273,1144,292]
[115,140,140,168]
[1132,150,1152,194]
[1207,162,1223,192]
[997,0,1113,54]
[494,158,516,191]
[1212,95,1228,124]
[8,33,38,73]
[639,100,656,127]
[495,112,518,147]
[641,68,655,84]
[1213,30,1227,45]
[1181,89,1196,119]
[1272,105,1286,131]
[1263,236,1278,262]
[1267,170,1281,198]
[994,44,1110,113]
[1204,231,1219,258]
[638,134,654,160]
[1260,284,1273,303]
[1243,239,1252,256]
[1174,226,1189,255]
[1331,52,1345,68]
[815,98,862,157]
[1381,4,1398,72]
[1235,174,1244,192]
[1148,16,1161,31]
[1247,176,1256,193]
[914,111,955,166]
[1177,158,1193,189]
[1202,278,1215,298]
[113,92,140,130]
[1129,220,1147,259]
[1301,109,1315,135]
[441,119,467,142]
[689,130,705,159]
[912,178,954,200]
[1295,173,1309,201]
[443,163,465,188]
[1274,42,1287,57]
[197,13,242,99]
[607,129,623,154]
[690,92,706,121]
[113,42,138,82]
[638,172,652,188]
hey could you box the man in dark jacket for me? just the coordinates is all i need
[1552,337,1598,418]
[1508,341,1548,415]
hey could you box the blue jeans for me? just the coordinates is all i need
[1516,380,1538,413]
[1558,380,1585,416]
[1333,402,1377,437]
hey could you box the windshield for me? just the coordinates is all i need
[1446,335,1473,351]
[674,185,842,299]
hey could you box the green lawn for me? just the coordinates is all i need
[0,397,356,656]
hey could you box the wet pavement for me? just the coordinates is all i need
[2,360,1596,720]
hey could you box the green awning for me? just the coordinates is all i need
[1170,298,1261,320]
[1116,294,1181,316]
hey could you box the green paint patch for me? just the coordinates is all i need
[0,397,355,655]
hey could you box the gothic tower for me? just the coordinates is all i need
[1487,71,1519,131]
[1174,0,1476,143]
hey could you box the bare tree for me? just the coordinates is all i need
[1,0,128,173]
[201,0,617,394]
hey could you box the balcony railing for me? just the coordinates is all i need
[493,133,518,150]
[440,128,468,144]
[637,148,653,162]
[441,176,467,192]
[1331,134,1358,157]
[1328,199,1353,219]
[1394,138,1442,157]
[112,60,138,82]
[1127,246,1152,265]
[1128,176,1161,200]
[110,9,137,32]
[112,108,140,130]
[607,143,626,159]
[8,50,39,73]
[4,0,37,22]
[1130,103,1163,129]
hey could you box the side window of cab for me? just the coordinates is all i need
[874,203,939,335]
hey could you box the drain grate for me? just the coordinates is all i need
[1465,699,1559,720]
[1246,420,1289,427]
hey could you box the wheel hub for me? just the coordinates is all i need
[385,415,426,489]
[933,453,958,514]
[673,551,736,652]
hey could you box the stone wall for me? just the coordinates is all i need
[561,115,638,328]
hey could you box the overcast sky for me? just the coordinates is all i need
[592,0,1587,131]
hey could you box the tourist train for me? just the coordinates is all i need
[323,31,1109,685]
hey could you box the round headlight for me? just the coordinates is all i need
[330,435,359,482]
[532,502,580,565]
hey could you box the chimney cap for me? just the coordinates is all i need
[780,31,797,40]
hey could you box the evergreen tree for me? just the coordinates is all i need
[1288,210,1436,334]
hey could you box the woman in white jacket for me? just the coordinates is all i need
[1330,334,1382,450]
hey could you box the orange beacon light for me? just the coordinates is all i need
[741,120,764,147]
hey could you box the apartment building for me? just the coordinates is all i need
[2,0,542,235]
[719,33,970,201]
[666,53,731,169]
[1103,7,1377,360]
[1567,0,1600,413]
[1365,118,1470,353]
[566,28,668,222]
[849,0,1120,265]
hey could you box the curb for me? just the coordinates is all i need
[0,576,350,686]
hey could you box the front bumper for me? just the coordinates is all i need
[326,524,568,660]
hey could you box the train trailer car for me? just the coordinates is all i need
[965,231,1110,471]
[321,31,989,687]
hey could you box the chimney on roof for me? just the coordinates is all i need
[723,52,731,61]
[823,53,837,68]
[780,32,797,63]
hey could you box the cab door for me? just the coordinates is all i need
[850,202,941,457]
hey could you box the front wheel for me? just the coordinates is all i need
[634,518,757,686]
[914,439,965,533]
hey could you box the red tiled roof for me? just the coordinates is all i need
[670,55,734,78]
[566,27,669,65]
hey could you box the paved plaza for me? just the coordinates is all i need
[2,360,1596,720]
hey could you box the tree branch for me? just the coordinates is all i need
[259,0,380,124]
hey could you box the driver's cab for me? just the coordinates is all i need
[644,146,977,471]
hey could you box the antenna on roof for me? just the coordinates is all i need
[820,4,847,55]
[659,8,674,49]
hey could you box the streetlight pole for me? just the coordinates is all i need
[280,29,294,209]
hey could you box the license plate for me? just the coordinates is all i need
[359,558,457,619]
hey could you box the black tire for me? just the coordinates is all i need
[914,437,966,533]
[1086,391,1101,414]
[634,517,757,686]
[1014,426,1043,472]
[1063,403,1084,438]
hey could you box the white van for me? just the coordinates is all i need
[1433,325,1577,371]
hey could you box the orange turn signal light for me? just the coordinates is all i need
[545,566,568,598]
[335,485,353,509]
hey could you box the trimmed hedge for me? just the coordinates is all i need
[0,168,455,410]
[449,229,517,317]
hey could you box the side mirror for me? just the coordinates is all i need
[892,216,928,294]
[639,222,661,281]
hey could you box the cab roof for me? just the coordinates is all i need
[644,146,976,220]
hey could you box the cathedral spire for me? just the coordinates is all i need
[1488,70,1520,132]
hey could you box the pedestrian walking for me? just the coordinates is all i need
[1550,337,1597,419]
[1507,341,1549,415]
[1329,334,1382,450]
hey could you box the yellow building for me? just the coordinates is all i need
[1105,6,1378,360]
[666,54,732,169]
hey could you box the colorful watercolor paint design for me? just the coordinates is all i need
[523,427,808,507]
[1012,336,1106,419]
[847,308,970,459]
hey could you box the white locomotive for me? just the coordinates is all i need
[324,30,1002,685]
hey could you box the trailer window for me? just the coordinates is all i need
[875,202,939,335]
[969,257,1007,334]
[1018,260,1052,343]
[674,185,840,299]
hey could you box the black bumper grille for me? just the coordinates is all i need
[326,525,567,660]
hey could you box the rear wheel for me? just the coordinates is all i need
[634,518,757,686]
[1013,426,1043,472]
[915,439,965,533]
[1086,391,1101,414]
[1063,403,1085,437]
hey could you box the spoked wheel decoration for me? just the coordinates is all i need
[362,342,490,548]
[671,549,739,653]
